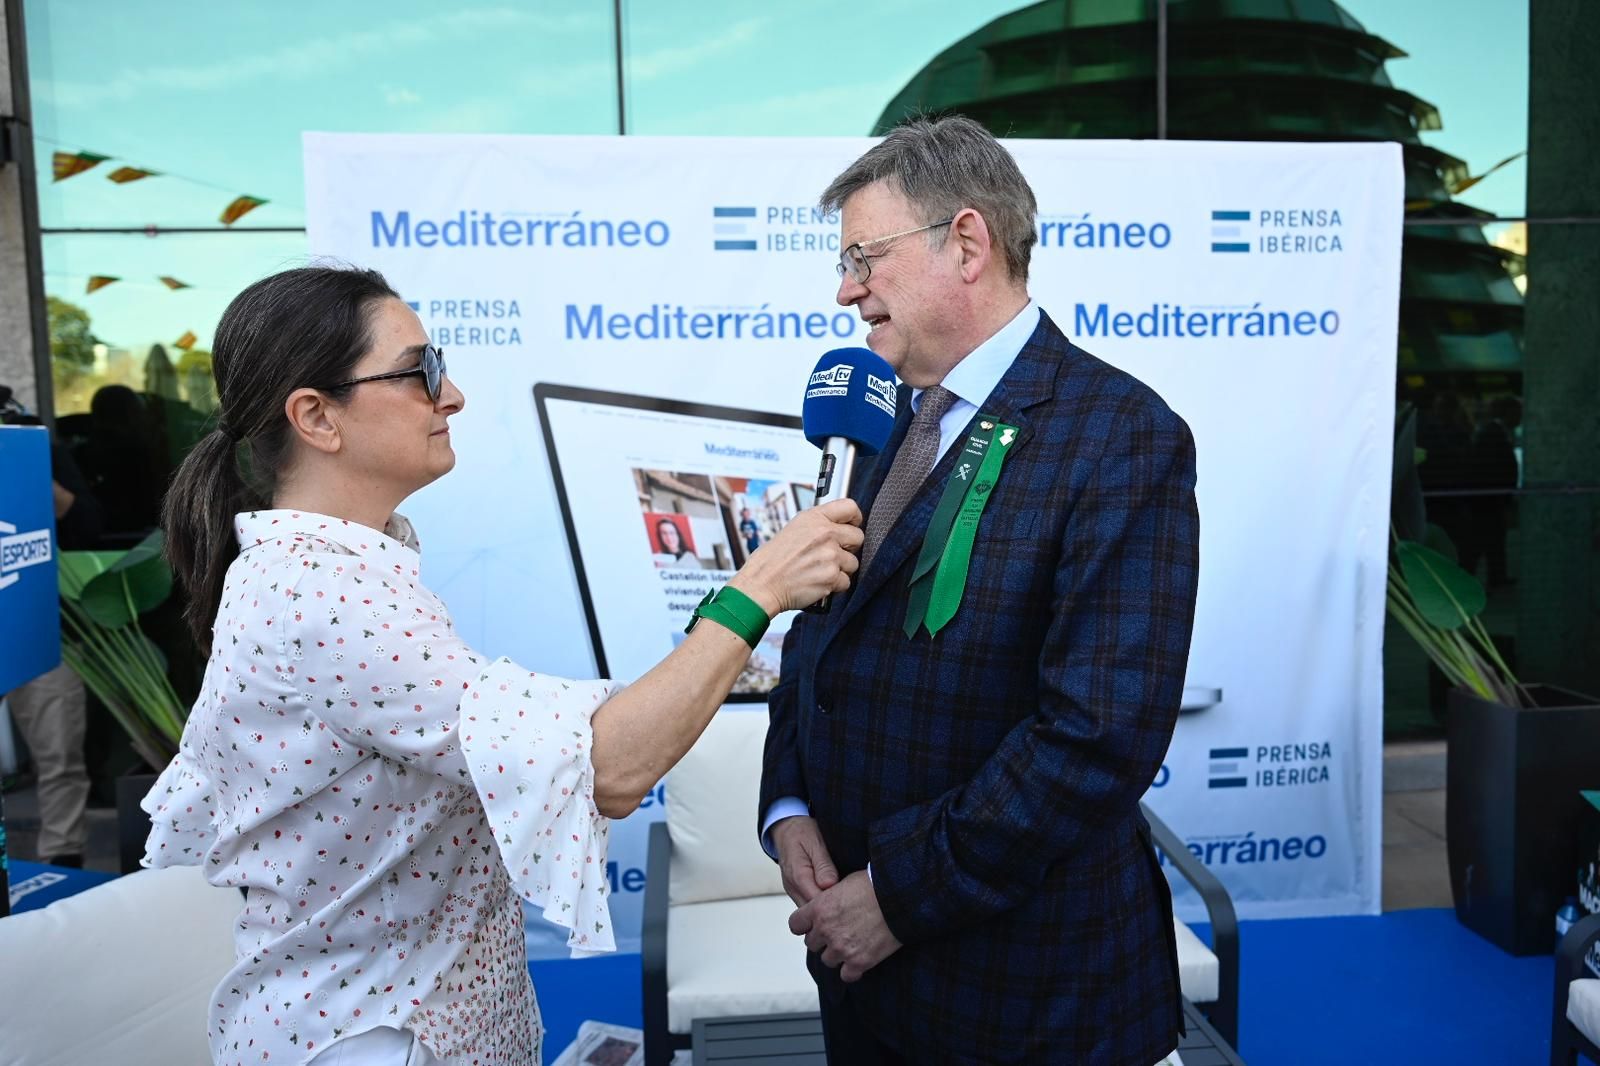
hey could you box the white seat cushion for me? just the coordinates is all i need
[1174,918,1219,1004]
[0,865,240,1066]
[668,709,784,905]
[662,899,1217,1033]
[666,893,817,1034]
[1569,978,1600,1044]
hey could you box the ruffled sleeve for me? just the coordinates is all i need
[140,749,218,868]
[459,657,623,956]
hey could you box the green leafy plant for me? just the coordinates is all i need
[1387,530,1525,707]
[1386,403,1525,707]
[56,531,186,768]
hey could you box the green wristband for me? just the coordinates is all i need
[686,585,772,649]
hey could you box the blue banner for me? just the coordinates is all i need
[0,426,60,693]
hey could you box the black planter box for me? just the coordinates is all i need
[1447,684,1600,955]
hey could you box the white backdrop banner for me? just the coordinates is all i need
[304,133,1402,957]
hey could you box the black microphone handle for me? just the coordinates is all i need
[804,435,856,614]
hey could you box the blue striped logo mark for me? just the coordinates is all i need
[713,206,758,251]
[1209,746,1250,789]
[405,301,421,311]
[1210,209,1250,253]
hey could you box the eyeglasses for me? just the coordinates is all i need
[836,218,955,285]
[326,344,447,403]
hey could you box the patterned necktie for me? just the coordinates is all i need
[859,384,958,574]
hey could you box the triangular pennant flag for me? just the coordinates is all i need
[174,331,198,350]
[219,195,268,226]
[85,275,120,294]
[107,166,159,184]
[53,151,110,182]
[1451,150,1528,198]
[158,276,192,290]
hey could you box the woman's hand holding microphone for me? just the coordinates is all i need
[728,499,864,618]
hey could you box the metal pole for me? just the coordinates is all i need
[40,226,308,235]
[613,0,627,135]
[6,0,51,429]
[1156,0,1169,139]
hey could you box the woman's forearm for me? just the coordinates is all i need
[585,500,862,819]
[589,612,762,818]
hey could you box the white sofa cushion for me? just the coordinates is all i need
[662,902,1218,1033]
[1174,918,1219,1004]
[668,709,784,905]
[1569,978,1600,1044]
[667,893,817,1034]
[0,865,240,1066]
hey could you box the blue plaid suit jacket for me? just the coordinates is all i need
[761,311,1200,1065]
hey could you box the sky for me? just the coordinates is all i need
[24,0,1529,377]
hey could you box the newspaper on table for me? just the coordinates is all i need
[549,1020,644,1066]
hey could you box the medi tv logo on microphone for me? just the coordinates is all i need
[805,365,894,418]
[807,365,852,396]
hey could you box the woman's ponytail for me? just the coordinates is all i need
[162,428,257,652]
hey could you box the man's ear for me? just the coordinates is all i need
[950,207,993,283]
[283,388,343,455]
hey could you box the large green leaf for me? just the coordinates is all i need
[1391,404,1427,543]
[1397,539,1486,630]
[57,551,123,600]
[77,531,172,627]
[1423,523,1459,564]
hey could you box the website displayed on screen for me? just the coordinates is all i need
[536,386,818,700]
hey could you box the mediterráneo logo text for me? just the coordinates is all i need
[372,209,670,249]
[1160,830,1329,868]
[1075,302,1340,339]
[566,304,858,342]
[1038,213,1173,250]
[705,443,780,462]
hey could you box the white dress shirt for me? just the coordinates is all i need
[143,510,619,1066]
[761,300,1041,858]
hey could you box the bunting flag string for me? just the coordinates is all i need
[51,272,210,295]
[40,135,281,223]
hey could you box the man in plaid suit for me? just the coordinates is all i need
[759,116,1200,1065]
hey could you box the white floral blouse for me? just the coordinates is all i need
[142,510,619,1066]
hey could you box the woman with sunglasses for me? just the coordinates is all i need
[144,266,862,1066]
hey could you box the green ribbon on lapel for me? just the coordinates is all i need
[903,416,1019,638]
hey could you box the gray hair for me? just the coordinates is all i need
[820,114,1038,283]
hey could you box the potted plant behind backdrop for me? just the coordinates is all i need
[55,529,187,872]
[1388,403,1600,955]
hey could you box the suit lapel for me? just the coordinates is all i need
[816,312,1068,657]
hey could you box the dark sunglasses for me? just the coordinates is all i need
[326,344,446,403]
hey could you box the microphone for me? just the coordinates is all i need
[800,346,899,611]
